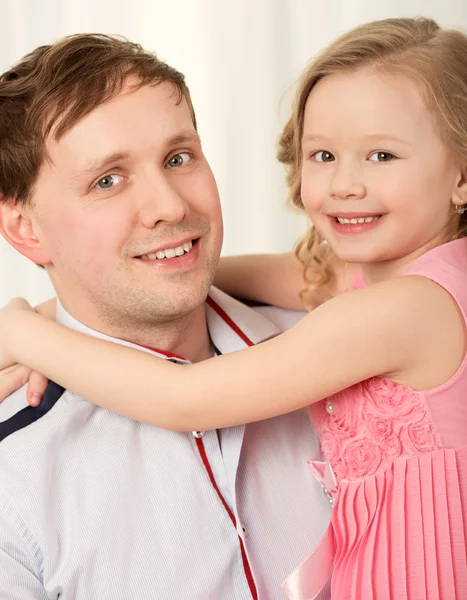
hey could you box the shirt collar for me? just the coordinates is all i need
[55,287,280,363]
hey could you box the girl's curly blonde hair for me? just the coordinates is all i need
[278,17,467,303]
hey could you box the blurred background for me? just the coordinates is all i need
[0,0,466,304]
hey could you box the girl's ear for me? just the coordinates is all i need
[0,198,51,265]
[452,164,467,210]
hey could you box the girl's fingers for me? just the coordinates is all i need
[26,371,49,406]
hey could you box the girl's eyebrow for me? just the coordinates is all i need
[302,132,412,147]
[302,133,328,143]
[362,133,412,147]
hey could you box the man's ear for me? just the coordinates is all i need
[0,199,51,266]
[452,164,467,210]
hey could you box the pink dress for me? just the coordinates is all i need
[284,239,467,600]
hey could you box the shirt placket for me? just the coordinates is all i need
[191,429,258,600]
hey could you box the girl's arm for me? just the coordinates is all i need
[35,298,57,320]
[1,275,459,431]
[214,251,358,310]
[214,252,307,310]
[0,298,54,405]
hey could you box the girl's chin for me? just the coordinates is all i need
[327,246,385,265]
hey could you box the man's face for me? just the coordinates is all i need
[30,81,223,330]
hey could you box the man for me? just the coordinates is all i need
[0,34,330,599]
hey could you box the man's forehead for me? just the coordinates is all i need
[47,80,193,146]
[44,81,198,174]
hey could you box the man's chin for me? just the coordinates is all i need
[128,283,212,320]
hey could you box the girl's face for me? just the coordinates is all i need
[300,68,466,277]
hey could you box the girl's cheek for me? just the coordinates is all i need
[301,190,322,215]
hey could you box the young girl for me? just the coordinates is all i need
[2,17,467,599]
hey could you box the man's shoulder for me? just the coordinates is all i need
[0,382,66,446]
[250,305,306,332]
[0,385,29,423]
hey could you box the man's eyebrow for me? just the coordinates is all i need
[165,131,201,147]
[69,152,130,184]
[68,132,201,185]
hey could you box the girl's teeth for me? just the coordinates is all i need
[336,216,379,224]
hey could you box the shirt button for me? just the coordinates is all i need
[325,400,335,414]
[192,431,205,438]
[237,523,248,539]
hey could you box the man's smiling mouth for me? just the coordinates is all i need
[137,239,196,260]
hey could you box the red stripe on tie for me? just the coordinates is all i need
[195,437,258,599]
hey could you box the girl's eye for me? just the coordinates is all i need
[95,174,123,190]
[368,151,395,162]
[165,152,192,169]
[312,150,335,162]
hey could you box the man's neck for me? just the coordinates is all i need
[135,305,213,363]
[57,299,213,364]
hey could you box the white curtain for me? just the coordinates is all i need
[1,0,466,305]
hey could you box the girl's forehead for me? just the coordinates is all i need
[306,69,425,114]
[302,70,435,143]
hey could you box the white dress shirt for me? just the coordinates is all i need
[0,288,331,599]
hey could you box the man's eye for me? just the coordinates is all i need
[95,174,123,190]
[312,150,335,162]
[165,153,192,169]
[368,151,395,162]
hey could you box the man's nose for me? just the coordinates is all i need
[329,162,366,200]
[138,172,190,228]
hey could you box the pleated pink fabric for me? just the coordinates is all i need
[285,239,467,599]
[329,447,467,599]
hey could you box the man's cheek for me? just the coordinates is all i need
[49,229,104,267]
[45,209,128,266]
[60,217,113,251]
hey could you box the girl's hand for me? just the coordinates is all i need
[0,364,48,406]
[0,298,50,406]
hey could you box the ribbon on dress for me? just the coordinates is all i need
[282,526,334,600]
[282,461,337,599]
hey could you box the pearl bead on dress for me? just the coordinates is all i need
[325,400,335,414]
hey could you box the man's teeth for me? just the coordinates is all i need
[336,216,379,224]
[140,240,193,260]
